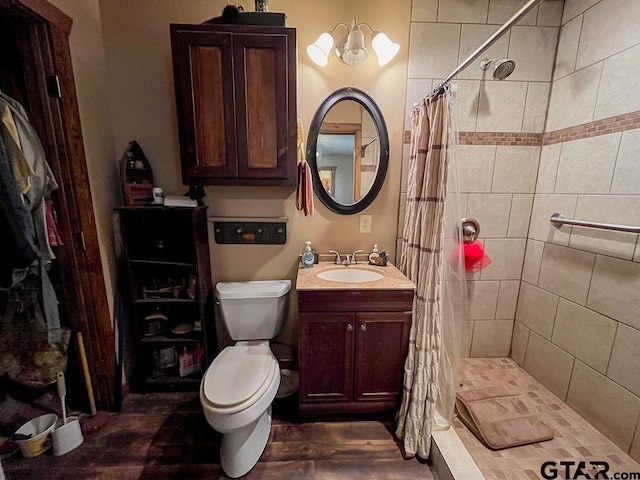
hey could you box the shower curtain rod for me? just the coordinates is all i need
[431,0,545,95]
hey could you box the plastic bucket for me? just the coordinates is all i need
[14,414,58,458]
[52,417,84,456]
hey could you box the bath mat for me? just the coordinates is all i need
[455,386,553,450]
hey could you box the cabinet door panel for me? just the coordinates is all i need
[355,312,411,402]
[171,30,238,180]
[234,33,292,180]
[244,47,278,169]
[192,46,227,168]
[299,313,354,403]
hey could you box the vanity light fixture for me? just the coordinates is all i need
[307,17,399,67]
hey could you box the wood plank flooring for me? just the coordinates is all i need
[3,392,438,479]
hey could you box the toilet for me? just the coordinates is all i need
[200,280,291,478]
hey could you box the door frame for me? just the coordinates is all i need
[0,0,115,410]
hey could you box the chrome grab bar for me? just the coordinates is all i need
[550,213,640,234]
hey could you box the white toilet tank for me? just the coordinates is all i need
[215,280,291,340]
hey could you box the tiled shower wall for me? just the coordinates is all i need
[398,0,562,357]
[512,0,640,461]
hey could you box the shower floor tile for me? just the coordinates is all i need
[455,357,640,480]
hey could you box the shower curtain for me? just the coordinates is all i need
[396,84,465,458]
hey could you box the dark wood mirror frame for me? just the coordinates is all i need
[307,87,389,215]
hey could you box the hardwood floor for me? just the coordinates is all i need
[3,392,439,479]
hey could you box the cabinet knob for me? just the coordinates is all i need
[346,323,353,331]
[236,228,243,234]
[360,323,367,332]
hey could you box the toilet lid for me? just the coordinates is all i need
[216,280,291,299]
[202,344,275,408]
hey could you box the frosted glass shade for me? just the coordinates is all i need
[342,27,368,65]
[307,32,334,67]
[371,32,400,66]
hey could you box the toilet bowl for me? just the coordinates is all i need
[200,280,291,478]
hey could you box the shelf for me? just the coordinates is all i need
[140,334,202,344]
[115,205,204,212]
[130,259,195,268]
[144,375,201,392]
[134,298,197,304]
[117,206,211,393]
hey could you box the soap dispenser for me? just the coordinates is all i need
[301,241,315,268]
[368,244,387,266]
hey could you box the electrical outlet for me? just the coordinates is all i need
[359,215,372,234]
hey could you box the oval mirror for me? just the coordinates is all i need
[307,87,389,215]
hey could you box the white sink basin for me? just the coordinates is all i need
[317,268,384,283]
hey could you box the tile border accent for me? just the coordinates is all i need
[542,110,640,145]
[403,131,542,146]
[402,111,640,146]
[459,132,542,146]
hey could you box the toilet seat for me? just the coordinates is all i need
[202,344,277,415]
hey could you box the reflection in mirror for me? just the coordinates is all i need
[308,88,389,215]
[316,100,380,205]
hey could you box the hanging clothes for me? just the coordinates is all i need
[0,91,61,345]
[0,91,57,266]
[0,122,39,285]
[2,104,34,195]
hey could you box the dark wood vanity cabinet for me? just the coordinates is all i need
[298,290,413,416]
[170,23,297,186]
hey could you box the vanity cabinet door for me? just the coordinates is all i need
[299,313,355,403]
[354,312,411,402]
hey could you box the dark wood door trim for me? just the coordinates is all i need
[1,0,115,410]
[1,0,72,34]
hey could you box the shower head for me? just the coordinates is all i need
[480,58,516,80]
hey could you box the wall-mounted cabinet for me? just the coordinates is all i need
[170,23,297,186]
[115,206,214,392]
[298,289,412,416]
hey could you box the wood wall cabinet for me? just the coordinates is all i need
[170,23,297,186]
[298,290,413,416]
[115,206,214,392]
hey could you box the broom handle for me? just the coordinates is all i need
[77,332,97,415]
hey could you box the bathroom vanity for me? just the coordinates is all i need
[296,263,415,417]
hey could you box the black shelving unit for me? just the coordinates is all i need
[115,206,214,392]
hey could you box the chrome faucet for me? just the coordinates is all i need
[329,250,341,265]
[350,250,364,264]
[342,254,352,265]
